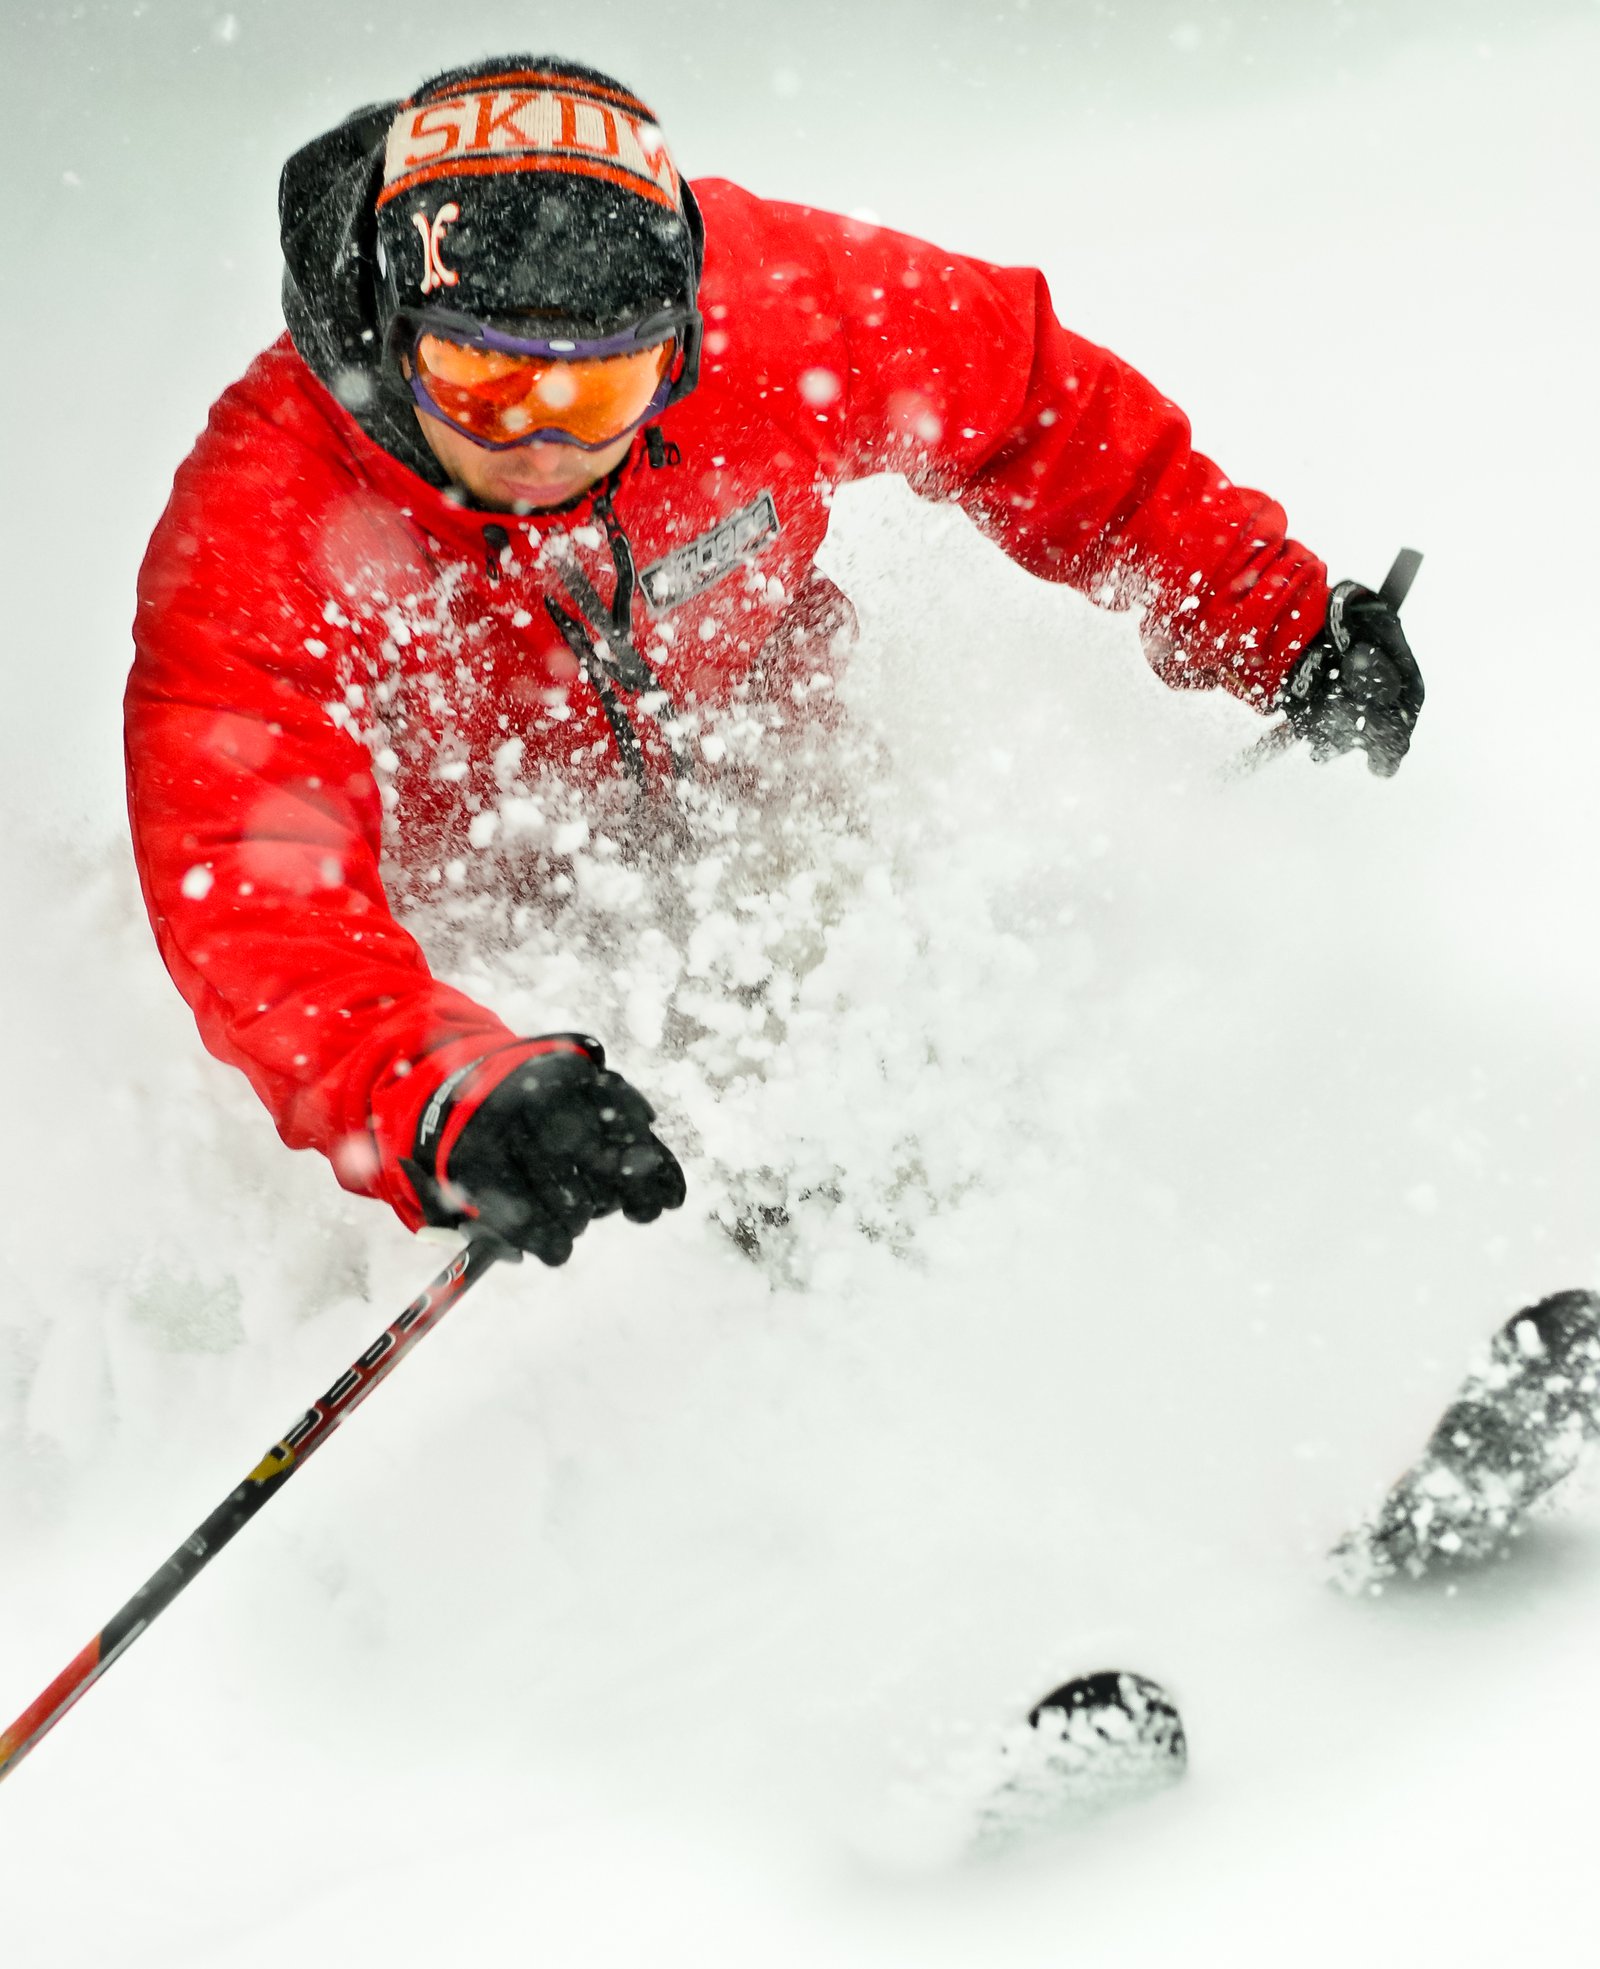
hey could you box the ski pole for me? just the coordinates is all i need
[1228,546,1424,778]
[0,1231,516,1787]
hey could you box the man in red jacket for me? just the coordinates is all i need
[127,54,1423,1268]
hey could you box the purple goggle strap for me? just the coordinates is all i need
[394,307,702,452]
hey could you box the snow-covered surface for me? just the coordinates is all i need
[5,5,1600,1962]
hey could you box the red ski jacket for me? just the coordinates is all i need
[127,177,1328,1226]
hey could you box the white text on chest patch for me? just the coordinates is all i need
[639,491,781,614]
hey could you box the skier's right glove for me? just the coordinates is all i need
[401,1035,686,1265]
[1279,580,1425,777]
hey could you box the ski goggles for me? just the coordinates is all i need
[392,307,700,451]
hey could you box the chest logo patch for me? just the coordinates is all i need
[639,491,781,614]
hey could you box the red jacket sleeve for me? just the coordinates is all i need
[126,355,515,1224]
[802,206,1327,704]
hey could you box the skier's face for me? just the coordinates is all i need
[414,409,634,511]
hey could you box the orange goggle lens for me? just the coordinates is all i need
[413,333,676,448]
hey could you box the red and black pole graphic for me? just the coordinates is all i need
[0,1234,515,1786]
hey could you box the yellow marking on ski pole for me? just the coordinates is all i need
[248,1445,295,1484]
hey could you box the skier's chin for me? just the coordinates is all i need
[465,450,607,511]
[498,476,597,511]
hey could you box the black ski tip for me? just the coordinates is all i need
[955,1669,1188,1854]
[1496,1289,1600,1367]
[1028,1669,1188,1772]
[860,1668,1193,1864]
[1332,1288,1600,1591]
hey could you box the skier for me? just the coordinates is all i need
[126,53,1424,1269]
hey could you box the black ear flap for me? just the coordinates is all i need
[353,145,392,345]
[680,178,706,289]
[667,180,706,409]
[279,99,398,367]
[669,313,704,407]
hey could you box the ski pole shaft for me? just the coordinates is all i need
[1377,547,1424,614]
[0,1233,514,1787]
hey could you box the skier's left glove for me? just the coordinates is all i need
[400,1035,686,1265]
[1279,581,1425,778]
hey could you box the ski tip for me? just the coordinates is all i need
[1497,1289,1600,1366]
[1025,1668,1189,1781]
[959,1668,1188,1856]
[1029,1669,1187,1761]
[1330,1286,1600,1595]
[853,1669,1188,1874]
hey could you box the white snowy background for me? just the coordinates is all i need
[5,1,1600,1961]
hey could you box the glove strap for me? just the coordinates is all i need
[410,1034,601,1189]
[1323,579,1366,658]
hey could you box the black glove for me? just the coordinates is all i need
[402,1035,686,1265]
[1280,580,1425,778]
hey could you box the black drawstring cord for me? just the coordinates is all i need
[596,493,638,647]
[543,596,650,782]
[482,523,511,580]
[543,489,694,784]
[485,474,692,785]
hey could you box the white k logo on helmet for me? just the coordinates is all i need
[412,202,460,294]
